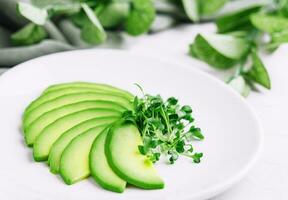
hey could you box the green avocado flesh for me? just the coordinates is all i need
[23,92,132,129]
[48,117,118,173]
[90,129,126,193]
[59,126,107,185]
[32,108,121,161]
[44,82,133,98]
[24,86,133,115]
[106,124,164,189]
[21,82,166,193]
[25,100,126,147]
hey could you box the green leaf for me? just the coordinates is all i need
[202,34,250,59]
[181,0,199,22]
[192,152,203,163]
[191,34,250,69]
[17,2,48,25]
[125,0,155,36]
[190,127,204,140]
[199,0,227,16]
[225,31,250,38]
[138,145,147,155]
[149,152,161,163]
[189,43,199,58]
[271,29,288,43]
[167,97,178,105]
[227,76,251,97]
[250,13,288,33]
[48,4,81,16]
[181,105,192,114]
[81,3,107,44]
[97,2,130,28]
[31,0,79,9]
[216,5,262,33]
[176,140,185,153]
[31,0,81,16]
[244,50,271,89]
[169,151,179,164]
[267,29,288,50]
[11,23,47,46]
[278,0,288,17]
[71,11,89,28]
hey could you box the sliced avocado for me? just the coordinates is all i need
[49,117,118,173]
[25,100,126,145]
[106,123,164,189]
[59,126,107,185]
[32,108,121,160]
[90,129,126,193]
[24,86,133,115]
[44,82,133,98]
[23,92,132,129]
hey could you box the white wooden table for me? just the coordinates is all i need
[1,23,287,200]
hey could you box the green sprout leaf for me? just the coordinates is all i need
[189,43,199,58]
[190,126,204,140]
[244,50,271,89]
[227,75,251,97]
[267,29,288,50]
[70,11,89,28]
[250,13,288,33]
[11,23,47,46]
[182,0,199,22]
[192,152,203,163]
[125,0,155,36]
[97,2,130,28]
[31,0,79,9]
[216,5,262,33]
[81,3,107,44]
[48,4,80,16]
[181,0,227,21]
[199,0,227,16]
[278,0,288,17]
[17,2,48,25]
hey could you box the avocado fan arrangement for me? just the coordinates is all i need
[22,82,204,193]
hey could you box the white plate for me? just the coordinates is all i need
[0,50,262,200]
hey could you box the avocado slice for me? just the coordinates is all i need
[23,92,132,129]
[90,129,126,193]
[24,83,133,115]
[25,100,126,146]
[59,126,107,185]
[49,117,118,173]
[44,82,133,98]
[105,123,164,189]
[32,108,121,161]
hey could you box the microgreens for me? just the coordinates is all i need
[122,85,204,164]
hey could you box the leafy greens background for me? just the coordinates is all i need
[0,0,286,96]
